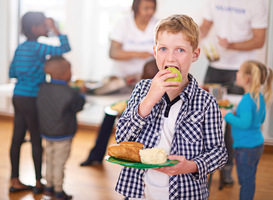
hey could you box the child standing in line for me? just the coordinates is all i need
[114,14,228,199]
[220,60,273,200]
[9,11,71,194]
[37,56,85,200]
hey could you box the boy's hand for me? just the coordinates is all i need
[148,69,181,101]
[45,18,54,28]
[138,69,181,117]
[80,85,88,93]
[219,108,228,118]
[45,18,60,35]
[154,155,198,176]
[217,36,230,49]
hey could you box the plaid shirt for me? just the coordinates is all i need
[115,75,227,199]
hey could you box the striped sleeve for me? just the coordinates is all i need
[9,59,16,78]
[37,34,71,58]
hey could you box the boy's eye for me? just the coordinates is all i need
[177,48,184,53]
[159,47,166,51]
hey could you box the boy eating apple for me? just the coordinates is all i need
[114,14,227,199]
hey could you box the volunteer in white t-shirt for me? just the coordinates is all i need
[199,0,268,186]
[200,0,268,94]
[109,0,158,84]
[80,0,159,168]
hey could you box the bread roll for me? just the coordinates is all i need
[218,99,231,107]
[107,141,144,162]
[139,148,167,164]
[119,141,144,148]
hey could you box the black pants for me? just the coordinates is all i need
[204,66,244,95]
[86,113,117,162]
[204,66,244,167]
[10,96,42,180]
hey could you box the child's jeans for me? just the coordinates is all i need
[234,144,264,200]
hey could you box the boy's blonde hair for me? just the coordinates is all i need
[154,14,200,51]
[241,60,273,109]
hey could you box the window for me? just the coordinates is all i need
[19,0,66,44]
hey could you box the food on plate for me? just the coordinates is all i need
[118,141,144,148]
[110,101,127,114]
[70,79,86,90]
[203,44,220,62]
[74,79,85,87]
[218,99,231,107]
[107,141,144,162]
[108,142,168,165]
[139,147,167,164]
[203,83,221,89]
[165,67,182,83]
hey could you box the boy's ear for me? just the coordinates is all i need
[192,47,200,62]
[153,45,157,58]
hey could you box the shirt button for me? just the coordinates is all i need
[158,114,161,117]
[140,122,145,125]
[155,132,159,136]
[141,169,145,173]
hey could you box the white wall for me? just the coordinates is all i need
[263,0,273,144]
[0,0,9,84]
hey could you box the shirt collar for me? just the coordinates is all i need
[50,79,68,85]
[179,73,198,102]
[161,74,198,106]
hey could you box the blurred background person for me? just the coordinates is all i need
[80,62,158,167]
[80,0,158,166]
[199,0,268,186]
[37,56,85,200]
[9,11,71,194]
[220,60,273,199]
[109,0,158,86]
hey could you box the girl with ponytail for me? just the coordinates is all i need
[221,60,273,200]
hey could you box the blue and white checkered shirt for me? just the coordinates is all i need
[115,75,227,199]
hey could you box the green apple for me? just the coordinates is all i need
[165,67,182,83]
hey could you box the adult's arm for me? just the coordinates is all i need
[199,19,213,40]
[109,40,153,61]
[223,28,266,51]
